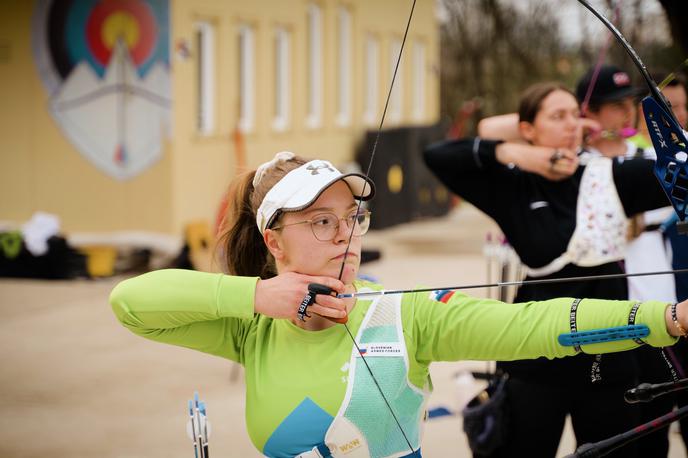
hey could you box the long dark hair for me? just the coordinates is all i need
[218,155,308,278]
[518,82,576,124]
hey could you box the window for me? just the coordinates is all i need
[335,7,351,127]
[273,27,291,131]
[363,34,379,126]
[306,4,322,129]
[195,21,215,135]
[412,41,425,122]
[388,39,403,124]
[238,24,255,133]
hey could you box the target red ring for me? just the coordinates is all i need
[86,0,157,67]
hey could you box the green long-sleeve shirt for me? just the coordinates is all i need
[110,269,675,457]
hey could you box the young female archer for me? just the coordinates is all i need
[111,151,688,458]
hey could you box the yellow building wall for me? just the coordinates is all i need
[0,0,174,234]
[0,0,439,236]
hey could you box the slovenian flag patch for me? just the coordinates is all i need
[430,289,455,303]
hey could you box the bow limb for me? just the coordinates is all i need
[577,0,688,234]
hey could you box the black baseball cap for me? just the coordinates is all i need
[575,64,643,106]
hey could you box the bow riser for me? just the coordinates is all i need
[643,96,688,233]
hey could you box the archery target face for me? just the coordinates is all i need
[32,0,171,180]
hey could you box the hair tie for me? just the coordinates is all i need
[253,151,295,187]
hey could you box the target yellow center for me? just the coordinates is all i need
[102,12,140,49]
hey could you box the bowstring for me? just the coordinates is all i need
[335,0,418,454]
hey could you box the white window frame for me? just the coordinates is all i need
[195,21,215,135]
[272,27,291,131]
[412,41,425,122]
[238,24,255,133]
[306,4,323,129]
[335,6,351,127]
[388,39,403,124]
[363,34,379,126]
[272,26,291,132]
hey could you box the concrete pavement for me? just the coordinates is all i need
[0,204,685,457]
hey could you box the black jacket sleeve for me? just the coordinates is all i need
[612,157,673,216]
[423,138,511,221]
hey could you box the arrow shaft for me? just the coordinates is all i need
[339,268,688,299]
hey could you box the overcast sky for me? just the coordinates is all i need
[437,0,670,45]
[554,0,668,44]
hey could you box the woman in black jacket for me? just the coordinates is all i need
[424,82,672,458]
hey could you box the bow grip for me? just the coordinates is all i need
[642,96,688,234]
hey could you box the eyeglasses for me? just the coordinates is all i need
[271,209,371,241]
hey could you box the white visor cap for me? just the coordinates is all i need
[256,160,375,234]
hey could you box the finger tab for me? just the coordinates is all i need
[309,283,335,295]
[297,292,315,322]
